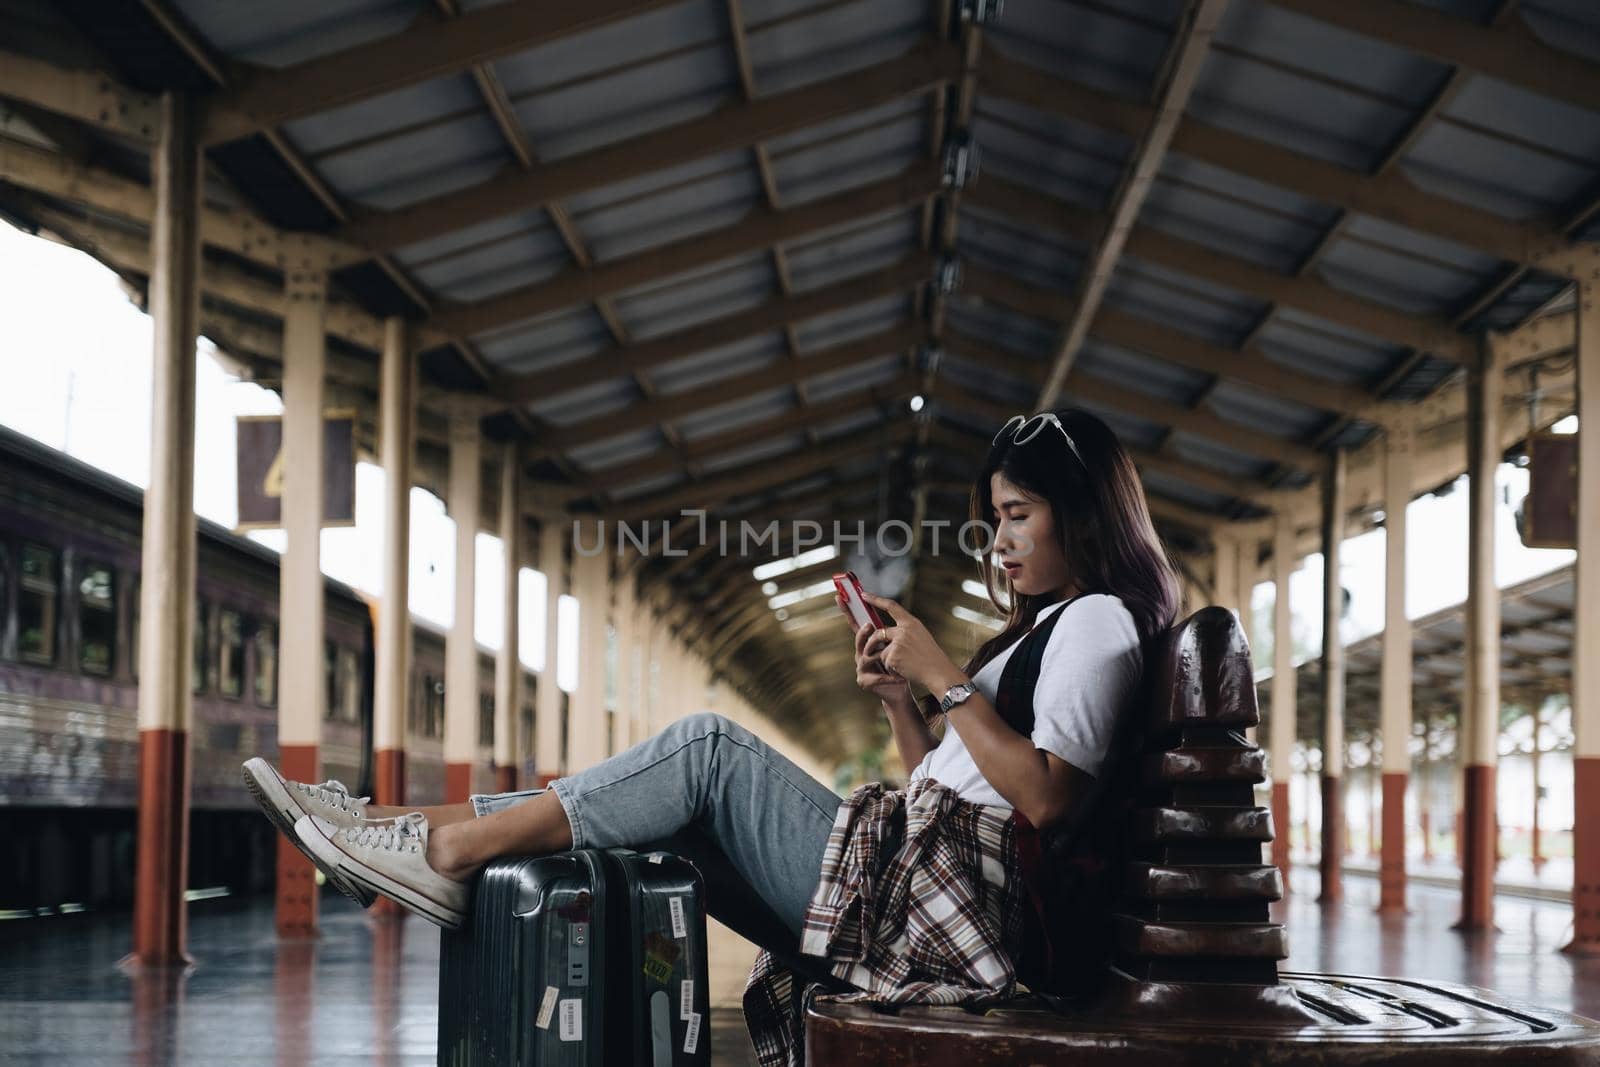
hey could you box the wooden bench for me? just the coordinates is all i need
[804,607,1600,1065]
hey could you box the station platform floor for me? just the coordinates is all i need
[1,872,1596,1065]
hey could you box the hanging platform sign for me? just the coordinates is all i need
[1520,432,1577,550]
[235,410,357,531]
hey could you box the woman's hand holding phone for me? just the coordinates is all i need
[841,593,914,713]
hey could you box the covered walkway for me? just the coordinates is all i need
[2,0,1600,1060]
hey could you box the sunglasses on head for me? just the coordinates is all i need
[993,413,1086,469]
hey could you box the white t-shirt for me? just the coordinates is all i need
[908,593,1143,809]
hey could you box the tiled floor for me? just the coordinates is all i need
[2,871,1596,1065]
[0,891,759,1066]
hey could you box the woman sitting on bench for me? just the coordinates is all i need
[243,408,1179,1062]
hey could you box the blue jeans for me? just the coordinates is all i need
[471,712,843,945]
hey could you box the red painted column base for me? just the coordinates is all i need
[533,771,562,789]
[1378,772,1408,914]
[276,744,320,939]
[1565,757,1600,956]
[445,762,474,806]
[1319,775,1343,903]
[1454,762,1497,932]
[130,727,192,967]
[1270,781,1290,889]
[494,765,517,793]
[374,747,406,810]
[372,747,408,920]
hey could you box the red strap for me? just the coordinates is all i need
[1011,812,1054,977]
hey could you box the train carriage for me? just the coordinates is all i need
[0,424,535,913]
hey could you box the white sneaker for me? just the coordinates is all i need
[241,757,376,907]
[296,812,469,930]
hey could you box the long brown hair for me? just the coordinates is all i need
[960,408,1180,678]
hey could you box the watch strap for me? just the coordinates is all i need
[939,681,978,712]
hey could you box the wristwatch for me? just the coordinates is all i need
[938,681,978,713]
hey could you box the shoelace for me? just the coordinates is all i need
[344,813,424,855]
[295,779,368,814]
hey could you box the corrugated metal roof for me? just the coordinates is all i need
[9,0,1598,761]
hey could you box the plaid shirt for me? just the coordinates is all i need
[741,777,1029,1067]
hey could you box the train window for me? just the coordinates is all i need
[478,692,494,748]
[604,623,617,712]
[0,543,9,662]
[253,621,277,706]
[521,705,535,764]
[78,561,116,676]
[129,577,139,679]
[337,647,360,725]
[192,601,209,694]
[19,543,58,666]
[323,641,337,722]
[218,610,244,698]
[429,677,445,738]
[416,671,428,739]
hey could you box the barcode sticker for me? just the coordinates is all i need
[683,1011,702,1054]
[558,998,582,1042]
[679,979,694,1019]
[668,896,687,939]
[535,986,558,1030]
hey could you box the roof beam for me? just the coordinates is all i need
[929,419,1259,532]
[968,174,1473,361]
[0,49,160,141]
[929,419,1273,505]
[530,327,924,456]
[202,0,682,144]
[961,263,1390,421]
[982,49,1563,268]
[606,423,916,523]
[496,253,931,409]
[431,164,942,338]
[944,331,1325,471]
[337,44,960,253]
[644,474,880,585]
[1036,0,1231,407]
[563,381,913,500]
[0,135,363,271]
[1263,0,1600,116]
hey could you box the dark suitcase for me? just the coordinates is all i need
[438,848,711,1066]
[439,850,612,1066]
[604,849,711,1067]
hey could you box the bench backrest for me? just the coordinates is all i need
[1112,605,1286,986]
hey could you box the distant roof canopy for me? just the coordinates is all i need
[1265,563,1578,747]
[2,0,1596,761]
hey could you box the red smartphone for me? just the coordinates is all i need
[833,570,886,631]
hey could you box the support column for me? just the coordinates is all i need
[373,318,412,835]
[493,444,521,793]
[1421,707,1434,863]
[1569,276,1600,955]
[1532,701,1545,873]
[1269,514,1296,883]
[1234,537,1255,647]
[570,530,610,771]
[1235,537,1259,746]
[130,92,201,968]
[1379,423,1413,913]
[1319,448,1347,904]
[534,520,565,786]
[613,565,639,752]
[1212,531,1237,613]
[443,407,480,804]
[1458,335,1503,932]
[276,266,328,938]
